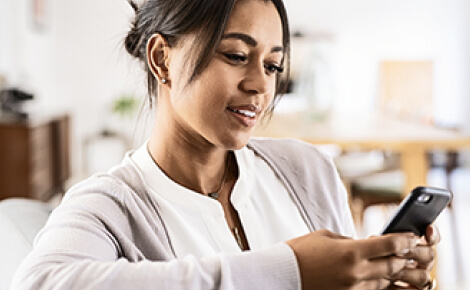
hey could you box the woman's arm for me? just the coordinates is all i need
[11,222,300,290]
[10,187,301,290]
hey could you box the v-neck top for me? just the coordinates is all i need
[130,142,310,258]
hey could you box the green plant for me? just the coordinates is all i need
[112,94,138,118]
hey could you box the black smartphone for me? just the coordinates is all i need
[381,186,452,236]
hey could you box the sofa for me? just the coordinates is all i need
[0,198,53,290]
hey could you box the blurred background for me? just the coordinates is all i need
[0,0,469,289]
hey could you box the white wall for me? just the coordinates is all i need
[1,0,469,177]
[285,0,470,127]
[52,0,147,133]
[52,0,150,176]
[1,0,56,98]
[463,0,470,133]
[1,0,147,177]
[0,0,10,75]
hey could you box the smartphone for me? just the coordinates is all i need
[381,186,452,236]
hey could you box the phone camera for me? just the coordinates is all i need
[417,193,432,203]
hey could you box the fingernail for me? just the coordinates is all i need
[397,248,410,257]
[409,237,421,248]
[405,259,417,269]
[406,259,416,266]
[412,237,421,246]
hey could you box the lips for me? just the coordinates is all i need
[227,108,256,118]
[226,104,260,127]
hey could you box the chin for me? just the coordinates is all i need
[218,133,251,151]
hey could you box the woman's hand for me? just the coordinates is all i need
[388,224,441,289]
[286,229,420,290]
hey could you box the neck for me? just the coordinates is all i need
[148,105,232,195]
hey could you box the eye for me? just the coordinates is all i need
[224,53,248,63]
[264,63,284,74]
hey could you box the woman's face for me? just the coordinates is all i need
[165,0,284,150]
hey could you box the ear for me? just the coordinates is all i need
[146,33,170,84]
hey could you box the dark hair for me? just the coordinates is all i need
[125,0,291,113]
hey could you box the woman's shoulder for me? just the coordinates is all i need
[55,152,167,233]
[62,153,147,208]
[247,137,333,166]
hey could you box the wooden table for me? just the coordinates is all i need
[255,111,470,195]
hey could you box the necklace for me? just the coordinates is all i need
[205,154,246,251]
[232,227,245,250]
[207,154,231,200]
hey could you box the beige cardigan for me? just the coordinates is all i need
[12,138,355,290]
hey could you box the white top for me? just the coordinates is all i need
[131,142,310,258]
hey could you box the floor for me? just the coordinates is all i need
[359,167,470,290]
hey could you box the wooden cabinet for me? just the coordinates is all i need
[0,115,70,201]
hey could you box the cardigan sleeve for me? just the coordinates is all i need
[12,240,299,290]
[10,176,301,290]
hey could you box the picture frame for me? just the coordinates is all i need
[31,0,47,31]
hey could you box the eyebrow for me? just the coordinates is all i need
[222,33,284,53]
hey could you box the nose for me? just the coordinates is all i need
[239,62,270,95]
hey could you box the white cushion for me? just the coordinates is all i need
[0,198,52,290]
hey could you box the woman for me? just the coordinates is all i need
[12,0,439,289]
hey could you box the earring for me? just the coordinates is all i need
[161,78,167,84]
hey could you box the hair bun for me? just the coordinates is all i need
[124,25,143,59]
[124,0,143,59]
